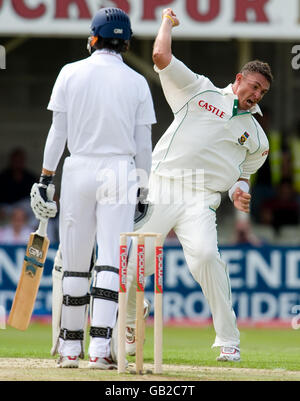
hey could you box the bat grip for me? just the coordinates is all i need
[36,219,48,237]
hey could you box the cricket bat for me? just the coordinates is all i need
[8,219,50,330]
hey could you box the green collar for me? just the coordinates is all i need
[232,99,239,117]
[231,99,252,117]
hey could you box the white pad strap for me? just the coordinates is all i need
[228,181,249,202]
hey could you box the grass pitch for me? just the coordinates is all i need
[0,323,300,381]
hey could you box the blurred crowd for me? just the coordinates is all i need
[0,148,59,245]
[232,111,300,246]
[1,113,300,248]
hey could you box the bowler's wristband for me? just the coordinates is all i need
[228,181,249,202]
[163,15,176,26]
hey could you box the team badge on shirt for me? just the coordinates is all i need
[238,131,249,145]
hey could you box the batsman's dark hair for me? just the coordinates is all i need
[241,60,274,84]
[94,37,130,53]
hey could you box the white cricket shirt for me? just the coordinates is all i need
[47,50,156,161]
[152,56,269,192]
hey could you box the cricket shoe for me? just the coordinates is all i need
[125,299,151,356]
[56,355,79,368]
[216,346,241,362]
[88,357,117,370]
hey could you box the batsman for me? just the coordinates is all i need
[30,7,156,368]
[124,8,273,362]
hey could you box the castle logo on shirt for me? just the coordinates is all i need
[238,132,249,145]
[198,100,225,119]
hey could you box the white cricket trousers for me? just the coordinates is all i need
[126,173,240,348]
[58,155,137,357]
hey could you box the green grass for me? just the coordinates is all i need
[143,326,300,371]
[1,323,300,372]
[0,322,52,359]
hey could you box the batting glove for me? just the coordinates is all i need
[30,174,57,221]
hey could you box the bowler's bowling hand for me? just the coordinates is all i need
[162,8,180,27]
[233,188,251,213]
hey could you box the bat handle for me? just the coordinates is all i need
[36,219,49,237]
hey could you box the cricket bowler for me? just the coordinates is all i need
[124,8,273,362]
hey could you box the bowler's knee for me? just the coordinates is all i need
[191,245,216,266]
[188,246,217,280]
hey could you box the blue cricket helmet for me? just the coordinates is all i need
[90,7,132,41]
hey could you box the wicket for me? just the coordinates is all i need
[118,232,163,375]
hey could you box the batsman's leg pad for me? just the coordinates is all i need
[51,247,63,356]
[89,265,119,358]
[90,265,119,317]
[59,271,92,359]
[52,243,96,357]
